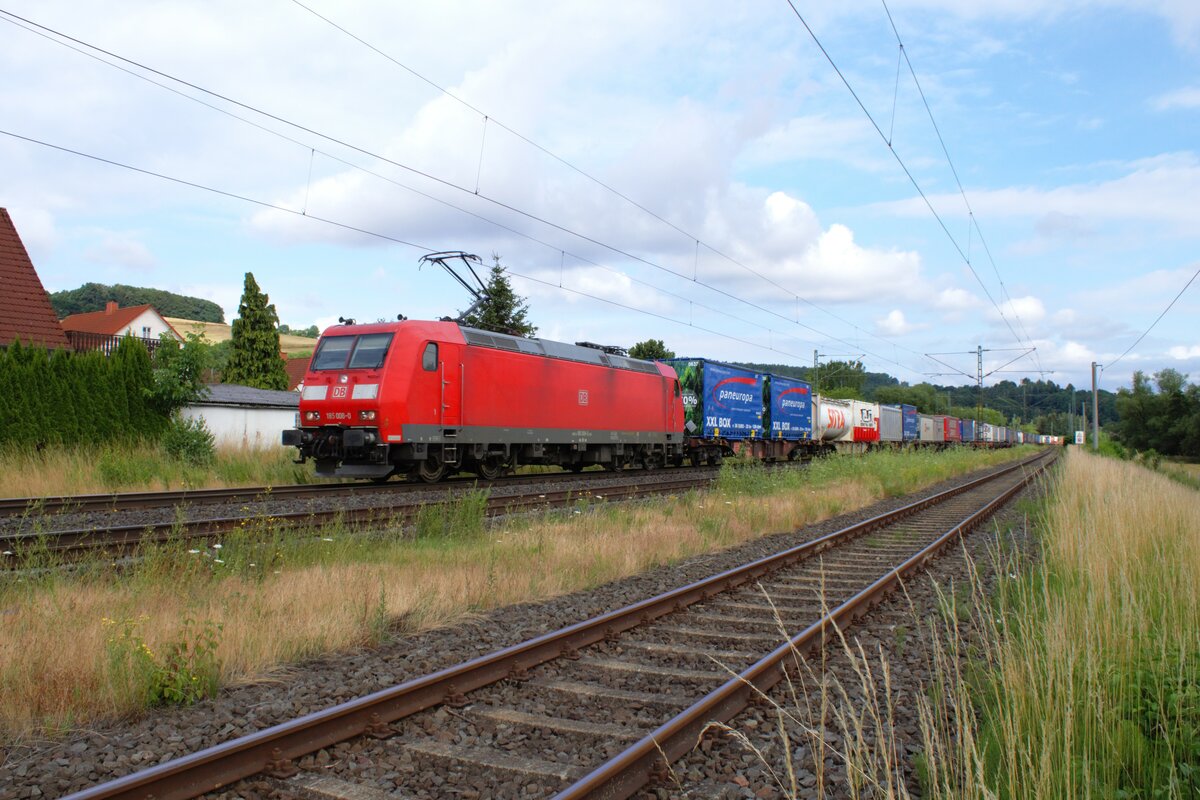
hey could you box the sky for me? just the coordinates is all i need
[1,0,1198,391]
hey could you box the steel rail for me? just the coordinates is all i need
[552,452,1054,799]
[0,466,726,518]
[60,451,1051,800]
[0,475,715,558]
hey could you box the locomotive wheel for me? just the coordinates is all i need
[476,458,504,481]
[416,457,446,483]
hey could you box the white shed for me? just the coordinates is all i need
[181,384,298,449]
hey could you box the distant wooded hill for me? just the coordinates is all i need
[50,283,224,323]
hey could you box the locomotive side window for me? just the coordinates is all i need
[674,379,681,396]
[312,336,355,370]
[348,333,394,369]
[422,342,438,371]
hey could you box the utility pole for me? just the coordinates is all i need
[1092,362,1101,451]
[976,345,984,421]
[813,349,818,395]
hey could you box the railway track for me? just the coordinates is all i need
[61,449,1055,800]
[0,466,726,519]
[0,471,718,559]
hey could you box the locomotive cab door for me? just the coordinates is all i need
[439,343,463,428]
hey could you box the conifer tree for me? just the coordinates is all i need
[50,348,80,443]
[115,334,158,437]
[222,272,289,390]
[459,255,537,337]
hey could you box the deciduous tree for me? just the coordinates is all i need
[629,339,675,360]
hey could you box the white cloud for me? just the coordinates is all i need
[1168,344,1200,359]
[4,206,57,262]
[1152,86,1200,111]
[84,232,157,271]
[990,295,1046,325]
[875,309,927,335]
[874,153,1200,236]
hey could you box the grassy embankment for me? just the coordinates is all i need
[897,449,1199,799]
[0,443,318,497]
[707,450,1199,800]
[0,445,1033,742]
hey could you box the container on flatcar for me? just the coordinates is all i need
[879,404,918,443]
[816,396,852,441]
[879,404,903,442]
[962,418,976,442]
[765,374,813,440]
[919,413,944,443]
[943,416,962,443]
[666,358,764,440]
[851,400,880,442]
[900,404,919,441]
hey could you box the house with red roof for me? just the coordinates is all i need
[60,302,183,355]
[0,208,70,350]
[284,355,311,391]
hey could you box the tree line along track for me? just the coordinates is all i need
[59,449,1055,800]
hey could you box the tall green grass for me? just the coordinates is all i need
[717,446,1036,500]
[918,450,1200,800]
[0,442,321,497]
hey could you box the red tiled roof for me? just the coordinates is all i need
[0,208,70,349]
[61,304,157,335]
[285,356,311,390]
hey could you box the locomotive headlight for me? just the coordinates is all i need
[359,410,377,421]
[304,410,320,423]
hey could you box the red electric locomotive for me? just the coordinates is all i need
[283,320,686,481]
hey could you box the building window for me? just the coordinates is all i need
[142,326,151,338]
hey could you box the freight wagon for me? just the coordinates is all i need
[665,358,767,465]
[919,413,944,444]
[879,403,919,444]
[943,416,962,443]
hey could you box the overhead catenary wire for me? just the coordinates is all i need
[879,0,1046,378]
[1,127,824,365]
[781,0,1036,369]
[285,0,939,366]
[0,6,933,379]
[1104,262,1200,372]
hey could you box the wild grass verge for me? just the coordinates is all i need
[737,451,1200,799]
[0,445,1034,742]
[899,449,1200,799]
[0,442,320,496]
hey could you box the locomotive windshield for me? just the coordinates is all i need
[312,333,394,370]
